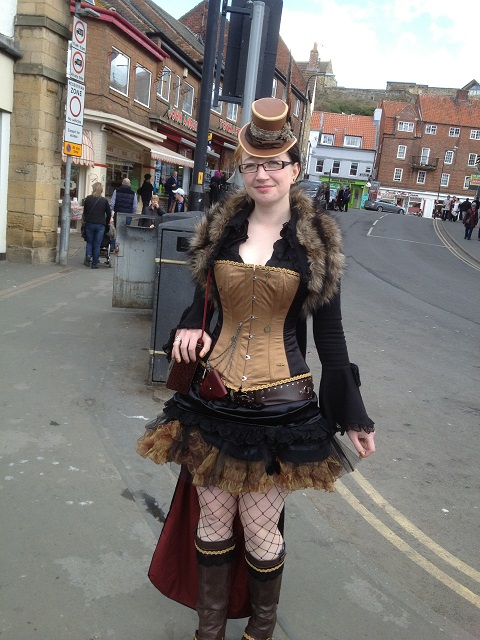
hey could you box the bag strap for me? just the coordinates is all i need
[200,268,211,341]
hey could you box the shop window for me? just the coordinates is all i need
[315,159,324,173]
[349,162,358,176]
[416,170,426,184]
[321,133,334,145]
[227,102,238,122]
[110,47,130,96]
[397,145,406,159]
[467,153,480,166]
[425,125,437,135]
[449,127,460,137]
[135,64,151,107]
[182,82,194,115]
[398,121,414,132]
[440,173,450,187]
[393,168,403,181]
[157,67,171,102]
[344,136,362,148]
[332,160,340,174]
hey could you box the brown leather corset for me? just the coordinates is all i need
[208,261,304,390]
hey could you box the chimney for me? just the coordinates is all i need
[456,89,469,101]
[307,43,319,71]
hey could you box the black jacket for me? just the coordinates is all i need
[83,195,110,226]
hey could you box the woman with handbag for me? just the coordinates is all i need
[82,182,111,269]
[137,98,376,640]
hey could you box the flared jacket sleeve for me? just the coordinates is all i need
[312,287,374,434]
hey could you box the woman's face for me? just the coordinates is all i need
[240,151,300,207]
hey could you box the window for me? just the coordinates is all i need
[416,170,426,184]
[110,47,130,96]
[366,166,372,175]
[182,82,194,115]
[332,160,340,174]
[470,129,480,140]
[320,133,334,145]
[397,145,406,159]
[440,173,450,187]
[444,150,454,164]
[420,148,430,164]
[349,162,358,176]
[134,64,151,107]
[449,127,460,137]
[425,125,437,135]
[227,102,238,122]
[398,121,414,132]
[468,153,480,166]
[393,168,403,181]
[271,78,277,98]
[211,84,222,114]
[315,159,324,173]
[174,75,181,108]
[157,66,171,101]
[293,98,300,117]
[344,135,362,148]
[463,176,471,189]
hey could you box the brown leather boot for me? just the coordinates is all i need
[242,548,286,640]
[194,534,236,640]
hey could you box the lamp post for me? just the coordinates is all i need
[436,146,458,202]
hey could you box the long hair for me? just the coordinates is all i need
[91,182,103,197]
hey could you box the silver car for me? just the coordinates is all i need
[364,198,405,214]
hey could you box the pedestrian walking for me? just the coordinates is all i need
[209,170,222,206]
[137,174,154,211]
[164,171,179,212]
[82,182,111,269]
[463,202,478,240]
[110,178,137,227]
[136,97,375,640]
[343,186,351,212]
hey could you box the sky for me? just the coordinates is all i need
[154,0,480,90]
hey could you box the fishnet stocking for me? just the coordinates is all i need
[196,486,288,562]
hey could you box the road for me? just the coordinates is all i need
[0,214,478,640]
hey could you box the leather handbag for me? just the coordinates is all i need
[165,270,211,394]
[199,368,228,401]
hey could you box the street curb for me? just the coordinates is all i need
[437,220,480,268]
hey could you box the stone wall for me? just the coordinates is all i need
[8,0,69,262]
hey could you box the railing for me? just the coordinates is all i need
[410,156,439,170]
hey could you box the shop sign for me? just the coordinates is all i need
[218,119,240,136]
[106,142,143,163]
[165,106,198,132]
[469,174,480,186]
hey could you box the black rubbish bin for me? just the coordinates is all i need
[149,212,204,383]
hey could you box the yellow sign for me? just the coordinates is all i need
[198,172,204,185]
[469,174,480,186]
[63,142,82,157]
[207,132,213,141]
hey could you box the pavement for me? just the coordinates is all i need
[434,215,480,266]
[0,226,478,640]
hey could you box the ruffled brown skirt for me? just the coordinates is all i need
[136,419,347,495]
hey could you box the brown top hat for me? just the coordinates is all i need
[238,97,297,158]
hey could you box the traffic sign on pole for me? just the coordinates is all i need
[63,141,82,157]
[66,79,85,128]
[72,16,87,53]
[70,45,86,83]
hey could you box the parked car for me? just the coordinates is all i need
[364,198,405,214]
[294,180,322,199]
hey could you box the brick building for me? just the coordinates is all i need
[375,90,480,217]
[307,111,379,209]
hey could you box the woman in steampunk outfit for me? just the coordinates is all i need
[137,97,376,640]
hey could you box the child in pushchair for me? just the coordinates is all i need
[99,221,115,267]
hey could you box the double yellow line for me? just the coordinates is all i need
[336,472,480,608]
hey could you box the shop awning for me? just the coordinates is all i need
[109,128,194,168]
[62,129,95,167]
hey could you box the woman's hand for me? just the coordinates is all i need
[347,429,376,459]
[172,328,212,363]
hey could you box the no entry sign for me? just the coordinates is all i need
[70,44,86,83]
[72,16,87,53]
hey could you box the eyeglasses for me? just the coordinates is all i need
[238,160,293,174]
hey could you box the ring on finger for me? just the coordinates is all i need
[174,336,182,343]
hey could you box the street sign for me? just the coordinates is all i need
[72,16,87,53]
[65,122,83,144]
[70,44,86,83]
[65,79,85,128]
[63,141,82,157]
[469,174,480,186]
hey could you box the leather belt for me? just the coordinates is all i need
[229,376,313,408]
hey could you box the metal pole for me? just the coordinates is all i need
[234,1,265,188]
[188,0,221,212]
[58,155,72,265]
